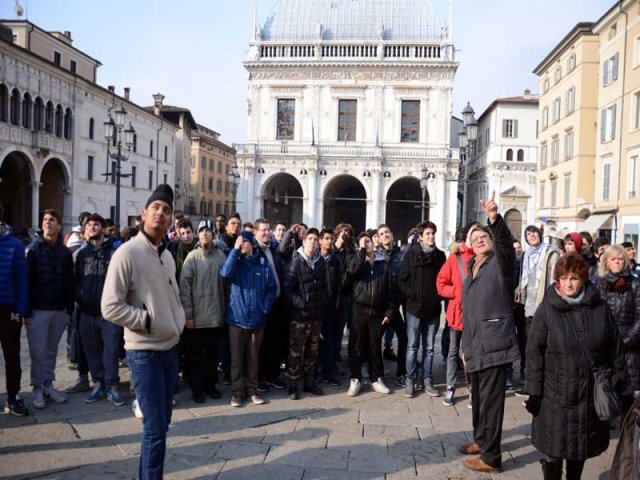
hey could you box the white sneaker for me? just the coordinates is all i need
[372,378,390,394]
[347,379,361,397]
[132,398,143,419]
[32,388,46,409]
[42,384,67,403]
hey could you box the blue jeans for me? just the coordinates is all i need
[405,312,439,381]
[78,313,123,387]
[127,347,178,480]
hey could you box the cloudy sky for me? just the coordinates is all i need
[0,0,613,143]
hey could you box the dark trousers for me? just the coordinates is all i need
[78,312,123,387]
[260,298,289,382]
[0,306,22,397]
[514,305,527,371]
[321,308,340,378]
[382,309,407,377]
[470,365,507,468]
[228,325,263,397]
[336,293,355,363]
[69,308,89,376]
[288,318,321,384]
[183,327,221,394]
[544,456,585,480]
[350,306,384,381]
[219,324,231,375]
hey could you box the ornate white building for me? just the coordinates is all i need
[236,0,459,244]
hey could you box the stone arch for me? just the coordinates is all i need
[34,97,44,131]
[0,150,35,234]
[0,83,8,122]
[55,104,64,137]
[384,176,426,238]
[517,149,524,162]
[45,101,54,133]
[22,92,32,129]
[64,107,73,140]
[261,172,304,226]
[504,208,523,240]
[39,158,69,224]
[323,174,367,232]
[9,88,20,125]
[506,148,513,161]
[81,198,99,214]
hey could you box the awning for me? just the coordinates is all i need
[581,212,614,234]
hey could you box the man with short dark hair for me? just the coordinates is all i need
[103,218,117,240]
[274,221,287,244]
[168,218,196,281]
[319,228,342,386]
[218,214,242,254]
[214,214,226,240]
[26,209,74,409]
[622,241,640,278]
[0,203,29,416]
[579,231,597,268]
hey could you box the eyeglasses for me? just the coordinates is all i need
[471,234,490,245]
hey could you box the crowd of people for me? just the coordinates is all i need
[1,184,640,479]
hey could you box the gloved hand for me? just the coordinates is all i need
[525,395,542,416]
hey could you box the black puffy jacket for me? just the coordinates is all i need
[346,250,396,318]
[26,236,74,316]
[74,239,115,317]
[593,270,640,393]
[285,251,329,322]
[526,282,617,460]
[398,244,445,320]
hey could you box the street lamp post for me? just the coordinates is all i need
[103,104,135,231]
[420,168,436,222]
[459,102,479,226]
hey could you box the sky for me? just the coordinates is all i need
[0,0,614,144]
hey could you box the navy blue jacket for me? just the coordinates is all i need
[26,236,74,316]
[74,239,115,316]
[0,228,28,316]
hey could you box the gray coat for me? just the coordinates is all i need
[179,246,226,328]
[461,215,520,373]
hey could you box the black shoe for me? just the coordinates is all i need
[303,384,324,395]
[268,379,286,389]
[256,381,270,393]
[221,371,232,385]
[383,348,398,361]
[288,386,299,400]
[4,397,29,417]
[206,388,221,400]
[323,376,341,387]
[192,391,205,404]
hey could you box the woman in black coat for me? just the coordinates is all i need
[593,244,640,410]
[525,254,617,480]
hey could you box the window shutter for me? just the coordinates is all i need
[611,104,617,140]
[613,52,619,81]
[600,109,606,142]
[603,59,609,86]
[513,120,518,138]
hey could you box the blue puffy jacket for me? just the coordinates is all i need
[220,248,276,330]
[0,228,28,316]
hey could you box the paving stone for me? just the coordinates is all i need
[348,447,415,473]
[359,409,431,428]
[215,440,270,460]
[364,425,419,439]
[266,444,349,469]
[303,466,385,479]
[218,462,304,480]
[163,452,225,479]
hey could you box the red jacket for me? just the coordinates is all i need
[436,242,475,331]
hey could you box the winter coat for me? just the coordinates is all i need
[378,244,404,284]
[332,243,356,293]
[436,242,474,331]
[323,252,342,311]
[220,248,276,330]
[179,246,227,329]
[26,236,74,316]
[398,244,446,320]
[526,282,617,460]
[255,239,284,297]
[0,228,28,316]
[346,249,396,318]
[285,249,329,322]
[461,215,520,373]
[278,229,302,266]
[74,239,115,316]
[593,271,640,393]
[609,395,640,480]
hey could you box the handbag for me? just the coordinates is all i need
[592,367,622,422]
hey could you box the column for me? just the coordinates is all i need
[31,181,40,230]
[248,167,257,221]
[370,170,382,227]
[304,169,318,226]
[445,177,459,245]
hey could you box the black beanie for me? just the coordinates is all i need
[462,221,480,239]
[524,225,542,245]
[146,184,174,211]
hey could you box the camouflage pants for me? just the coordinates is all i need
[288,319,320,383]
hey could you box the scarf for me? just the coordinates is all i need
[604,271,631,293]
[555,284,586,305]
[520,242,552,292]
[472,252,490,278]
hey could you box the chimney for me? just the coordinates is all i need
[523,89,532,100]
[124,87,130,101]
[64,31,72,40]
[108,85,115,93]
[152,93,165,116]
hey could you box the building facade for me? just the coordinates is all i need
[236,0,459,244]
[0,20,189,233]
[533,23,600,242]
[464,92,538,241]
[189,124,237,218]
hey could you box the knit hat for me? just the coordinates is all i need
[146,184,174,211]
[239,230,254,244]
[366,228,378,238]
[565,232,583,252]
[462,221,481,240]
[524,225,543,245]
[198,220,213,233]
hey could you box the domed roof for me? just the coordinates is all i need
[261,0,447,42]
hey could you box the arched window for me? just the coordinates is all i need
[55,104,64,137]
[0,84,8,122]
[164,145,168,162]
[517,149,524,162]
[64,107,73,139]
[506,148,513,161]
[45,101,54,133]
[10,89,20,125]
[89,117,95,140]
[22,92,32,128]
[34,97,44,131]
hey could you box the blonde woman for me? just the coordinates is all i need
[593,244,640,412]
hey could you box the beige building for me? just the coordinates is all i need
[533,23,600,242]
[189,125,237,218]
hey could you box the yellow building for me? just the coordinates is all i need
[593,0,640,244]
[189,125,237,218]
[533,23,600,242]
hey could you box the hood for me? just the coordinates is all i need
[297,246,321,265]
[449,241,463,254]
[567,232,583,253]
[371,251,386,263]
[545,281,601,311]
[0,222,12,238]
[378,243,400,256]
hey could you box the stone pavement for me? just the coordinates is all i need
[0,328,617,480]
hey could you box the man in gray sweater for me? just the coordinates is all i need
[101,184,185,480]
